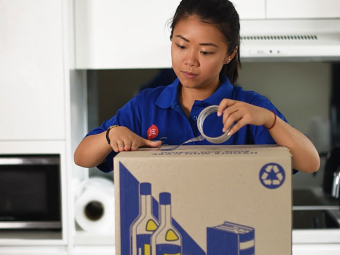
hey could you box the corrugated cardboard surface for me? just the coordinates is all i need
[114,145,292,255]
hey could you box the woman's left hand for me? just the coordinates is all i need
[217,99,275,136]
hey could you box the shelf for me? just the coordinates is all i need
[0,229,64,246]
[72,245,115,255]
[74,230,115,246]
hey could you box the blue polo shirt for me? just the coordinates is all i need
[87,76,289,172]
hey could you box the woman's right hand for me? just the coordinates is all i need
[108,126,162,153]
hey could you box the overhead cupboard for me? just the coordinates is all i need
[265,0,340,19]
[75,0,340,69]
[233,0,340,19]
[0,0,65,141]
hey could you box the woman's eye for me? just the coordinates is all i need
[201,51,214,55]
[176,44,186,49]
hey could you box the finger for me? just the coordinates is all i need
[227,118,246,136]
[142,139,162,148]
[116,140,125,152]
[153,140,163,148]
[123,140,132,151]
[217,98,236,117]
[111,141,119,153]
[131,139,140,151]
[222,109,243,132]
[222,104,239,124]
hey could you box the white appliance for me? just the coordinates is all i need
[240,19,340,61]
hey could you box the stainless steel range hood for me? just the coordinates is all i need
[240,19,340,61]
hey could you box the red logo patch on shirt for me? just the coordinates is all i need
[147,124,159,140]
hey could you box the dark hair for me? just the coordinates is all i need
[170,0,241,84]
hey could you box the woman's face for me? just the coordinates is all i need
[171,15,230,92]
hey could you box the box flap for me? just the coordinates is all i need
[114,145,292,160]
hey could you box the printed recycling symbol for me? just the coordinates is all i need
[259,163,286,189]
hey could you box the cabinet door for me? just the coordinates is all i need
[0,0,65,140]
[232,0,266,19]
[75,0,266,69]
[267,0,340,19]
[75,0,180,69]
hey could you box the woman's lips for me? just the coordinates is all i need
[182,71,198,79]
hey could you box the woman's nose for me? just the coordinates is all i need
[185,51,198,67]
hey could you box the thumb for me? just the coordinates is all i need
[142,139,162,148]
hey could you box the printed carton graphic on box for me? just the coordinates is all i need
[121,164,258,255]
[207,222,255,255]
[259,163,285,189]
[150,192,182,255]
[130,183,159,255]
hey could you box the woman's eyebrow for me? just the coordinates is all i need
[175,35,218,47]
[200,42,218,47]
[175,35,190,42]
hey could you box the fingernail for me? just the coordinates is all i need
[222,127,226,132]
[227,131,232,136]
[217,111,221,117]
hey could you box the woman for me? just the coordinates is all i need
[74,0,320,174]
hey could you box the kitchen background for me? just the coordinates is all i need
[1,0,340,254]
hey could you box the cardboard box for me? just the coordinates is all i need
[114,145,292,255]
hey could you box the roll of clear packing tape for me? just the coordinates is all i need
[197,105,232,143]
[75,177,115,233]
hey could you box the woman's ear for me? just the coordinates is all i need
[224,46,238,64]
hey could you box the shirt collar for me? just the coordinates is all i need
[202,76,234,105]
[156,79,181,109]
[155,75,234,109]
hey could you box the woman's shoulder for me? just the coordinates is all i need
[140,85,168,96]
[134,79,179,106]
[133,85,169,103]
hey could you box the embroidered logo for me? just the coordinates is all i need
[147,124,159,140]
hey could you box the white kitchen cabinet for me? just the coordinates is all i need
[0,0,86,253]
[0,0,65,141]
[267,0,340,19]
[0,246,68,255]
[74,0,340,69]
[231,0,266,19]
[75,0,267,69]
[75,0,179,69]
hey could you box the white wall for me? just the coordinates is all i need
[238,62,331,135]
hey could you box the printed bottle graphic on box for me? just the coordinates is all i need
[207,221,255,255]
[151,192,182,255]
[130,183,159,255]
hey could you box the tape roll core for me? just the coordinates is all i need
[197,105,232,144]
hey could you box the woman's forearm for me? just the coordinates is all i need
[74,132,112,168]
[269,117,320,173]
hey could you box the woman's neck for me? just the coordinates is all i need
[179,80,221,118]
